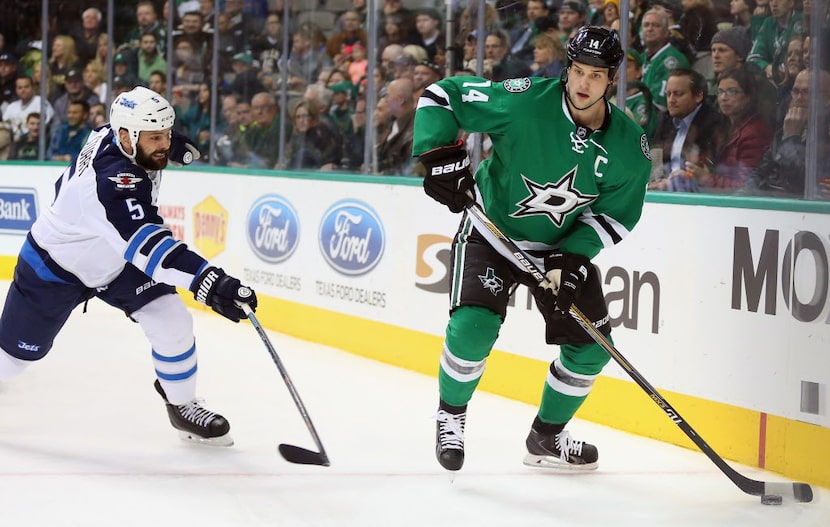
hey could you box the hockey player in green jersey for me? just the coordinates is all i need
[413,26,650,472]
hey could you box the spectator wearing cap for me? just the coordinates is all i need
[52,68,100,128]
[112,52,141,92]
[641,8,691,113]
[709,26,776,127]
[413,9,444,63]
[2,75,54,141]
[509,0,552,67]
[529,33,566,79]
[485,29,531,82]
[0,52,18,109]
[47,100,91,162]
[412,60,443,102]
[613,49,659,138]
[558,1,588,44]
[327,79,355,139]
[227,52,265,102]
[748,0,803,83]
[137,31,167,85]
[602,0,620,29]
[326,10,368,62]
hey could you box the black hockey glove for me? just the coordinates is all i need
[419,140,475,213]
[191,266,258,322]
[169,131,201,167]
[537,253,591,319]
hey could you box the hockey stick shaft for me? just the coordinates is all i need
[464,201,812,502]
[240,303,330,467]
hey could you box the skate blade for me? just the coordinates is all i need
[522,453,598,471]
[177,430,234,447]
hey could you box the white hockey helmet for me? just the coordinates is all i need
[110,86,175,157]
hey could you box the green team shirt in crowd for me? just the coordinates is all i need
[642,44,691,112]
[626,87,658,138]
[413,76,651,260]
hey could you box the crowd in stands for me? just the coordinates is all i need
[0,0,828,198]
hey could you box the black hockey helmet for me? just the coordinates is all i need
[566,26,625,78]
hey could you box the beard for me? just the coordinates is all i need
[134,143,169,171]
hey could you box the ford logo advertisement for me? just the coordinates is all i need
[319,199,385,276]
[0,188,38,234]
[246,195,300,263]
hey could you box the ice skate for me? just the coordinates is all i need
[154,379,233,446]
[435,406,466,471]
[523,426,598,471]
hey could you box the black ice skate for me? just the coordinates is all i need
[154,379,233,447]
[435,403,466,471]
[523,425,598,471]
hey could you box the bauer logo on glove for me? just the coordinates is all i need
[430,156,470,176]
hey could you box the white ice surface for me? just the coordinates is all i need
[0,283,827,527]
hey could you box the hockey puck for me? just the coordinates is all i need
[761,494,783,506]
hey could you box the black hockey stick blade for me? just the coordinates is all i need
[464,201,814,503]
[239,303,331,467]
[279,444,331,466]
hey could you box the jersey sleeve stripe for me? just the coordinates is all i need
[125,224,166,261]
[140,230,172,257]
[144,238,182,277]
[579,209,628,247]
[418,85,451,110]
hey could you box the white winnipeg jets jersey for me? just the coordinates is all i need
[30,125,207,289]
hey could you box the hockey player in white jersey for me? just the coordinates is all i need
[0,86,257,446]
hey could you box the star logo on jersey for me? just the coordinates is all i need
[109,173,141,190]
[510,169,597,227]
[478,267,503,296]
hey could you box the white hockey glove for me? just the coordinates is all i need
[538,253,590,319]
[169,131,201,167]
[191,266,257,322]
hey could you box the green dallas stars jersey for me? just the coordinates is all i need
[413,76,650,260]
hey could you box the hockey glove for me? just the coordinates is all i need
[191,266,258,323]
[537,253,591,319]
[169,131,201,167]
[419,140,475,213]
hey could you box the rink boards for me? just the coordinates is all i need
[0,162,827,489]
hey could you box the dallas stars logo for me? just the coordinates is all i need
[510,168,597,227]
[478,267,503,296]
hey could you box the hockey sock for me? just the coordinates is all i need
[438,305,501,407]
[538,341,610,423]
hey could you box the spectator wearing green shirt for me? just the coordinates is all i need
[747,0,803,82]
[641,8,691,113]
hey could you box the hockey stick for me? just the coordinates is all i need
[464,201,813,503]
[240,303,330,467]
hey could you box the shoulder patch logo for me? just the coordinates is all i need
[503,77,531,93]
[109,173,141,190]
[663,55,678,70]
[640,134,651,160]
